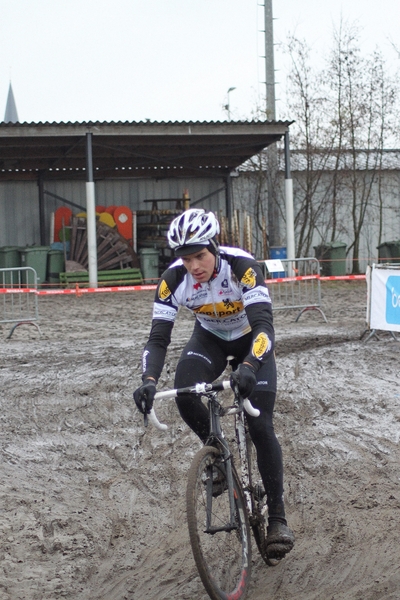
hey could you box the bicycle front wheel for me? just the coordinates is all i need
[186,446,252,600]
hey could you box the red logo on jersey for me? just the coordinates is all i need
[193,282,202,290]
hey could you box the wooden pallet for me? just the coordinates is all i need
[68,217,140,270]
[59,268,143,288]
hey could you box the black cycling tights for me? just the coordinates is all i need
[174,356,285,522]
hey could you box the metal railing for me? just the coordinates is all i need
[0,267,41,339]
[258,257,327,322]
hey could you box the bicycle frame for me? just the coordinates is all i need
[150,380,260,525]
[150,380,260,526]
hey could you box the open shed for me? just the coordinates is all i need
[0,119,293,282]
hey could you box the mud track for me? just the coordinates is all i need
[1,280,399,599]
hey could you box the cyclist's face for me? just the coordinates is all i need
[181,248,216,282]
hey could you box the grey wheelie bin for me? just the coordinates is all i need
[314,241,347,276]
[19,246,50,287]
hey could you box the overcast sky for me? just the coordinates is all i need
[1,0,399,124]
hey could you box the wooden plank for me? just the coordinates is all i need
[60,268,143,288]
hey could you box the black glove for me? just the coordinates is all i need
[133,379,156,414]
[230,363,257,399]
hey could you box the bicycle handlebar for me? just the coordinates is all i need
[148,380,260,430]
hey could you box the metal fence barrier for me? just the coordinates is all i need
[258,257,327,322]
[0,267,41,339]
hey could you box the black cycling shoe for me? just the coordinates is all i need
[266,521,295,559]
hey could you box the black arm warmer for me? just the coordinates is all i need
[141,319,174,382]
[243,301,275,372]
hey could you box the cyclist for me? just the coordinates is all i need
[133,208,294,559]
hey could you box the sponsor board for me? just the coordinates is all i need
[369,265,400,332]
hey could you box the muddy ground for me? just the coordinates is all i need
[1,280,399,600]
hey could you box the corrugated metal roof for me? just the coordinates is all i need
[0,118,291,127]
[0,119,292,181]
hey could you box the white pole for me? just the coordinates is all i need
[50,212,55,244]
[284,131,295,276]
[264,0,280,245]
[264,0,276,120]
[86,133,98,287]
[285,179,295,253]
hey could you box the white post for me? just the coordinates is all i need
[284,131,295,276]
[86,133,98,287]
[50,212,55,244]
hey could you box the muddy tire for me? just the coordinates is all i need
[186,446,252,600]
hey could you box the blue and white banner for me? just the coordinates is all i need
[369,265,400,332]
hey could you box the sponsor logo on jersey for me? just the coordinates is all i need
[193,282,202,290]
[219,288,233,296]
[241,268,257,289]
[158,279,171,301]
[199,313,248,326]
[187,289,209,303]
[187,350,212,364]
[243,289,271,304]
[252,332,271,358]
[222,298,235,309]
[153,304,176,320]
[221,278,229,288]
[192,300,244,318]
[142,350,150,371]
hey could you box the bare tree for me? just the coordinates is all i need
[327,23,399,272]
[237,24,400,268]
[281,36,339,256]
[279,23,399,272]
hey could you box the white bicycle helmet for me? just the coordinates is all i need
[168,209,220,256]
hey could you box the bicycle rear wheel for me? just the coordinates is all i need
[186,445,252,600]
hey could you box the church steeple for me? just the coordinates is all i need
[4,82,19,123]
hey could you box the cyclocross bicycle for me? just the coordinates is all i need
[147,379,281,600]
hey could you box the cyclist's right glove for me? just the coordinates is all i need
[230,363,257,398]
[133,378,156,414]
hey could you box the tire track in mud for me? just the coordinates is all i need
[275,330,361,356]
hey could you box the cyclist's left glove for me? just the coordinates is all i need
[230,363,257,399]
[133,378,156,414]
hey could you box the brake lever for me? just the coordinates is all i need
[232,381,244,409]
[142,400,149,427]
[231,381,259,416]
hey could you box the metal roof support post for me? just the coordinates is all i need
[85,132,98,287]
[284,130,295,276]
[37,174,46,246]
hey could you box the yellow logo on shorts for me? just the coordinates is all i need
[252,332,271,358]
[158,279,171,301]
[241,268,256,289]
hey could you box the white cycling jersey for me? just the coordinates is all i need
[152,246,272,341]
